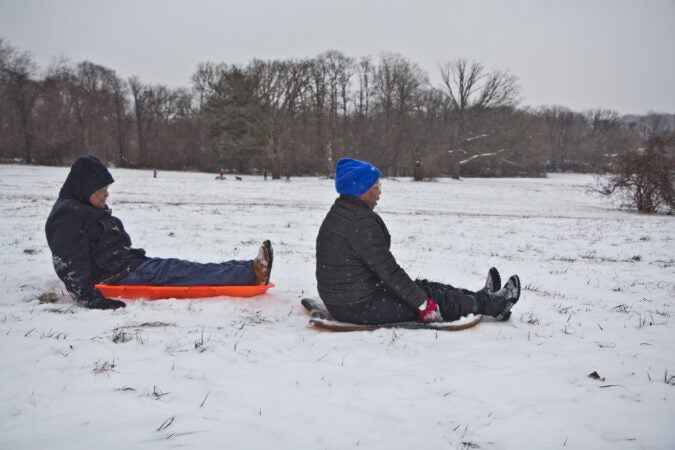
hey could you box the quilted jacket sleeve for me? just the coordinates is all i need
[346,209,427,309]
[46,201,105,306]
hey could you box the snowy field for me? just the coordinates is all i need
[0,164,673,450]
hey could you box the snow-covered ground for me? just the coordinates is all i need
[0,164,673,450]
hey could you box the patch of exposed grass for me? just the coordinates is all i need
[92,359,116,374]
[37,291,58,304]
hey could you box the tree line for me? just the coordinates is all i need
[1,38,673,179]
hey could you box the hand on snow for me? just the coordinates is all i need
[418,298,443,323]
[88,297,126,310]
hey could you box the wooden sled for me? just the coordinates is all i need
[301,298,482,331]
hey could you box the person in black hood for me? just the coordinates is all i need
[46,155,273,310]
[315,158,521,325]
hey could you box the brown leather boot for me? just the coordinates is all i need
[253,240,273,285]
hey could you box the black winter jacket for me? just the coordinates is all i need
[45,156,147,306]
[315,195,427,310]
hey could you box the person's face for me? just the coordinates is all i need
[89,186,109,209]
[359,179,381,210]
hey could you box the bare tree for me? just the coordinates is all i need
[439,58,520,178]
[539,106,585,171]
[322,51,354,138]
[129,77,169,166]
[307,51,355,175]
[31,58,129,166]
[407,88,448,179]
[0,38,39,162]
[349,57,374,162]
[34,59,78,164]
[249,58,309,178]
[354,57,373,120]
[308,55,330,174]
[372,52,428,175]
[582,108,631,171]
[191,62,225,113]
[108,74,129,166]
[68,61,129,163]
[128,76,148,165]
[635,113,674,141]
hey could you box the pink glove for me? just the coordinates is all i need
[418,298,443,323]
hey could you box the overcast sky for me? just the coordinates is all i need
[1,0,674,115]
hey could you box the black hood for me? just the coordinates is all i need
[58,155,114,205]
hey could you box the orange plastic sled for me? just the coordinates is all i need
[94,283,275,300]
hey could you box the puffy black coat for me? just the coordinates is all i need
[45,156,147,306]
[315,195,427,310]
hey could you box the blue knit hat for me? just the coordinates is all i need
[335,158,381,196]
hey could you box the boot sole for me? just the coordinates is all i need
[263,240,273,285]
[496,275,520,321]
[488,267,501,292]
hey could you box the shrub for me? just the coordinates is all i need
[596,137,674,213]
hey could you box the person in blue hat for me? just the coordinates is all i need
[315,157,521,325]
[46,155,273,310]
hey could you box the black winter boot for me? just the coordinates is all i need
[483,267,501,293]
[485,275,520,321]
[500,275,520,302]
[86,296,126,310]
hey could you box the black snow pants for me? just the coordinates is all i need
[326,279,489,325]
